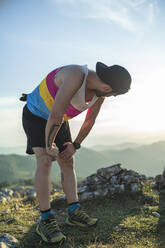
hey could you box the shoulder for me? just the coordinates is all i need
[57,65,85,83]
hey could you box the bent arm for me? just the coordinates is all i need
[74,97,105,144]
[45,66,84,150]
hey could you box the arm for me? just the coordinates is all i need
[59,97,105,160]
[74,97,105,144]
[45,66,84,155]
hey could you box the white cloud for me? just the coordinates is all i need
[51,0,158,31]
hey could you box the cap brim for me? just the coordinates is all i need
[96,62,108,75]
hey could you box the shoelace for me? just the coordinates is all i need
[75,209,90,221]
[43,219,60,235]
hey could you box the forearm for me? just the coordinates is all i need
[45,115,63,149]
[74,120,95,144]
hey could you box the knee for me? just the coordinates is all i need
[37,154,52,173]
[58,157,74,171]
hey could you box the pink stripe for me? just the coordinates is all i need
[46,67,82,118]
[65,104,82,118]
[46,68,60,98]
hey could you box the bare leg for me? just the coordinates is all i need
[57,156,78,204]
[33,147,53,211]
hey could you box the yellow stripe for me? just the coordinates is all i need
[39,77,54,110]
[40,78,73,120]
[63,114,72,121]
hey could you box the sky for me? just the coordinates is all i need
[0,0,165,148]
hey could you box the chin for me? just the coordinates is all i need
[95,90,104,97]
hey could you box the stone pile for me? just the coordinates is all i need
[0,186,36,203]
[53,163,146,203]
[0,164,147,205]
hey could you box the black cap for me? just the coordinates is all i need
[96,62,132,94]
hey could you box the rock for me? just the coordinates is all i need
[119,184,125,193]
[97,164,121,179]
[1,189,13,198]
[12,186,25,197]
[86,174,101,185]
[79,192,94,201]
[110,176,118,184]
[0,233,19,248]
[108,186,116,194]
[25,188,36,197]
[122,175,139,184]
[0,242,8,248]
[87,184,98,192]
[152,212,160,218]
[93,188,109,197]
[114,223,125,229]
[1,209,10,216]
[12,191,20,198]
[5,218,17,224]
[77,185,87,194]
[130,183,139,192]
[0,196,7,203]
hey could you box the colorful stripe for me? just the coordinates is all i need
[27,67,85,120]
[65,104,82,118]
[63,114,72,121]
[27,86,50,119]
[39,77,54,110]
[46,68,60,99]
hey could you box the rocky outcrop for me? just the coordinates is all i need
[53,163,146,203]
[0,187,36,203]
[152,167,165,190]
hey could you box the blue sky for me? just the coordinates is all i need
[0,0,165,147]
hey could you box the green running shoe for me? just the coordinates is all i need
[65,206,98,228]
[36,214,66,244]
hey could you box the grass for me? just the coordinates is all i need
[0,180,165,248]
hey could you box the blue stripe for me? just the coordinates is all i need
[27,86,50,120]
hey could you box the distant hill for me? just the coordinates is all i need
[0,140,165,184]
[98,141,165,176]
[0,146,26,155]
[91,142,141,152]
[0,148,110,184]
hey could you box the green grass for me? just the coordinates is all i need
[0,180,165,248]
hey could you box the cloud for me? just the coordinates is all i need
[51,0,158,31]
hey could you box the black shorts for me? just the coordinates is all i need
[22,105,72,155]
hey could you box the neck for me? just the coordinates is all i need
[84,70,97,101]
[86,70,99,91]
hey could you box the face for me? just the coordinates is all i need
[95,89,118,97]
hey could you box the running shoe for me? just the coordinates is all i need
[65,206,98,228]
[36,213,66,244]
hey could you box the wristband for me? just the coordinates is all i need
[72,142,81,150]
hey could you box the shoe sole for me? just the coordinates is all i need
[65,218,98,228]
[36,225,66,244]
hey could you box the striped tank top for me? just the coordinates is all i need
[27,65,98,121]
